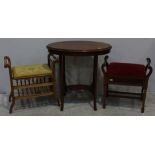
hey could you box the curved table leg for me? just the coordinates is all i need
[92,55,98,111]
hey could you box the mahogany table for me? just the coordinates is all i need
[47,41,112,111]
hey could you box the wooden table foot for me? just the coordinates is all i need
[92,55,98,111]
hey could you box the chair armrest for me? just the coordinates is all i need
[101,55,109,74]
[4,56,12,69]
[48,54,60,97]
[145,58,153,79]
[48,54,59,67]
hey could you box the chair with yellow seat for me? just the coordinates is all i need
[4,54,59,113]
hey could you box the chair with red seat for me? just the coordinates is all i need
[102,56,153,113]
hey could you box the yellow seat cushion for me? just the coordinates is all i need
[12,64,52,78]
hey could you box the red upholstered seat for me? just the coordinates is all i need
[107,62,146,78]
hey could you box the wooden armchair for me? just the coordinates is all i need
[4,54,59,113]
[102,56,153,113]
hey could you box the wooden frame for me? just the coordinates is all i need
[102,56,153,113]
[4,54,59,114]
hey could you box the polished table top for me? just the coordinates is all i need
[47,41,112,56]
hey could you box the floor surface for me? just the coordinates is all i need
[0,91,155,116]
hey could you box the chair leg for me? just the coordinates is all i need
[57,98,60,107]
[103,97,106,109]
[141,88,147,113]
[9,97,15,114]
[9,92,12,102]
[141,81,149,113]
[103,82,108,109]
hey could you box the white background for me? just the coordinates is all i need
[0,0,155,38]
[0,0,155,155]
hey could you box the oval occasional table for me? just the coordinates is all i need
[47,41,112,111]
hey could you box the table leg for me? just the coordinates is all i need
[93,55,98,111]
[59,55,64,111]
[63,55,67,95]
